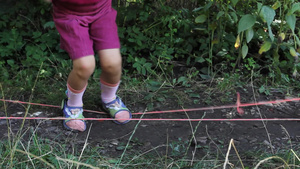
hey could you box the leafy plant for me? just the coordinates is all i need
[235,0,300,82]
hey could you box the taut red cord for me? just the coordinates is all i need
[0,116,299,122]
[1,93,300,121]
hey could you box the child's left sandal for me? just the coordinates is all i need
[61,98,86,132]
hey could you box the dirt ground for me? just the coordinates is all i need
[0,85,299,166]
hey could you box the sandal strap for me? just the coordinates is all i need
[103,96,129,117]
[62,99,84,119]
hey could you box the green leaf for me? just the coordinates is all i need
[231,0,239,7]
[189,93,200,98]
[290,47,297,57]
[259,6,276,26]
[177,76,187,83]
[242,44,248,59]
[259,41,272,54]
[128,38,135,42]
[289,2,300,14]
[259,6,275,41]
[195,14,207,23]
[43,21,55,29]
[259,85,265,93]
[271,1,281,10]
[216,50,228,57]
[267,24,274,42]
[195,57,205,63]
[7,59,14,67]
[295,36,300,46]
[216,11,224,20]
[230,12,238,23]
[238,14,256,33]
[246,28,254,43]
[285,14,296,33]
[203,1,213,11]
[142,67,146,75]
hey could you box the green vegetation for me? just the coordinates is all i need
[0,0,300,168]
[1,0,300,93]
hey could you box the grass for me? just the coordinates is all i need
[0,134,299,168]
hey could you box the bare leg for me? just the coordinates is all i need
[68,55,95,90]
[98,49,122,84]
[98,49,130,123]
[65,55,95,131]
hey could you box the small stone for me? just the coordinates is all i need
[47,126,58,133]
[0,120,7,125]
[65,131,73,135]
[110,139,119,146]
[238,138,248,144]
[143,142,152,148]
[234,140,241,145]
[45,120,52,125]
[76,140,85,144]
[285,96,298,102]
[249,138,258,144]
[265,103,273,107]
[194,136,208,145]
[116,146,125,151]
[99,149,107,154]
[32,112,43,116]
[263,140,275,149]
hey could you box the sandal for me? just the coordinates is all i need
[102,96,132,124]
[61,98,86,131]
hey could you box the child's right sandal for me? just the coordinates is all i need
[102,96,132,124]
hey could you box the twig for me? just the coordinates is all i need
[10,62,44,168]
[116,110,146,167]
[56,156,100,169]
[15,149,55,169]
[280,125,293,149]
[17,143,52,165]
[165,129,169,168]
[183,111,207,166]
[274,164,300,169]
[223,139,245,168]
[223,139,234,169]
[77,123,93,169]
[0,83,12,149]
[205,124,225,157]
[230,139,245,169]
[291,149,300,162]
[128,144,167,163]
[250,70,274,154]
[19,141,36,169]
[254,156,290,169]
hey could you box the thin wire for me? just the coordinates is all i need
[0,117,299,122]
[1,97,300,115]
[1,94,300,122]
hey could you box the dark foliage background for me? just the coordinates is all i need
[0,0,300,90]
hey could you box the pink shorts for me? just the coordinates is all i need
[53,5,120,60]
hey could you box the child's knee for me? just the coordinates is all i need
[101,60,121,74]
[73,56,96,79]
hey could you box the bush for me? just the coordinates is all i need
[0,0,300,89]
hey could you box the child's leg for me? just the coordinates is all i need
[68,55,95,90]
[65,55,95,131]
[98,49,131,123]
